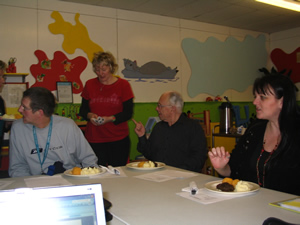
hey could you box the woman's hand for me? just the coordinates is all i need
[100,116,114,125]
[88,113,99,126]
[132,119,145,137]
[208,146,231,177]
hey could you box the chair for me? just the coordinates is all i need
[188,110,211,175]
[189,110,211,137]
[262,217,298,225]
[232,105,250,128]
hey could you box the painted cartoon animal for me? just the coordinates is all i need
[122,59,178,79]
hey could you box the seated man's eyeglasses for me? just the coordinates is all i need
[20,105,32,111]
[157,103,172,108]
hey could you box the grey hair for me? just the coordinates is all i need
[168,91,184,113]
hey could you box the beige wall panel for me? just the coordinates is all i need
[38,0,116,18]
[118,19,181,102]
[0,6,37,78]
[117,9,179,27]
[0,0,37,8]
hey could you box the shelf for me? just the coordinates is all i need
[4,73,29,83]
[75,121,87,126]
[4,73,29,76]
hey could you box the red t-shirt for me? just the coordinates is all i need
[81,77,134,143]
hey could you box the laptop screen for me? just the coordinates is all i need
[0,183,106,225]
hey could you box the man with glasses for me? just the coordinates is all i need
[9,87,98,177]
[132,91,207,172]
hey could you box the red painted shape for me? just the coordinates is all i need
[30,50,87,93]
[270,48,300,83]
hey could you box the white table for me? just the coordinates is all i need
[1,166,299,225]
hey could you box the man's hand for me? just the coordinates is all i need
[132,119,146,137]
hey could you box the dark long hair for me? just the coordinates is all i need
[253,73,300,157]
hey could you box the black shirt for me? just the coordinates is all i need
[137,114,208,172]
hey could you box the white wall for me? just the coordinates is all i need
[1,0,298,103]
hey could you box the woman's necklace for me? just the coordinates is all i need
[256,139,278,187]
[100,84,105,91]
[99,76,116,91]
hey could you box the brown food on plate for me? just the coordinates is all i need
[216,182,235,192]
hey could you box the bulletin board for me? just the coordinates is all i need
[1,83,28,108]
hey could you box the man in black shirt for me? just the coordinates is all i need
[132,91,207,172]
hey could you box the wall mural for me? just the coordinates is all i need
[271,47,300,83]
[29,11,104,93]
[48,11,103,62]
[30,50,87,94]
[28,10,270,100]
[182,35,268,98]
[122,59,179,83]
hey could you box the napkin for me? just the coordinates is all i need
[177,187,240,204]
[89,167,127,179]
[99,165,121,175]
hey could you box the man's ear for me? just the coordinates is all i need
[36,109,44,116]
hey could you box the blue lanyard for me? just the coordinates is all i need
[33,116,53,174]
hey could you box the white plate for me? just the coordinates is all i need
[204,180,260,195]
[126,161,165,170]
[63,168,106,177]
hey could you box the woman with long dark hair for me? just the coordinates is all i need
[209,73,300,195]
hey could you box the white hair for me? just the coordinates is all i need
[168,91,184,113]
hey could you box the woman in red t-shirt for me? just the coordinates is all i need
[80,52,134,166]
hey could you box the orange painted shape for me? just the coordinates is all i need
[48,11,104,62]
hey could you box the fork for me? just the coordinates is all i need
[99,165,120,175]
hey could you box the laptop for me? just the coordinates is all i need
[0,183,107,225]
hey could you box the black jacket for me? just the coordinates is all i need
[137,114,208,172]
[229,119,300,195]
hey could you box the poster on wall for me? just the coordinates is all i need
[57,81,73,103]
[1,83,28,108]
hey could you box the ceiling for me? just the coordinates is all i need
[60,0,300,33]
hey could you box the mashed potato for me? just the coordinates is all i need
[2,114,15,119]
[142,161,155,168]
[235,181,251,192]
[80,167,100,175]
[138,161,156,168]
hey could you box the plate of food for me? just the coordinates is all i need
[204,178,260,195]
[64,167,106,177]
[1,114,19,121]
[126,161,165,170]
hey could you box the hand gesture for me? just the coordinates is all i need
[132,119,145,137]
[208,146,230,170]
